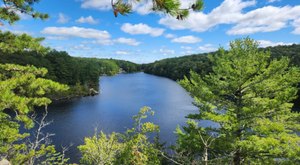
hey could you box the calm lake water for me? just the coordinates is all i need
[42,72,199,163]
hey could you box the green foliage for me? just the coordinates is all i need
[143,54,212,80]
[179,38,300,164]
[0,0,48,24]
[78,106,162,165]
[0,30,49,54]
[143,44,300,111]
[0,30,140,99]
[78,132,121,165]
[112,0,203,20]
[111,59,140,73]
[0,63,69,164]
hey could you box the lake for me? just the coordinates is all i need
[42,72,199,163]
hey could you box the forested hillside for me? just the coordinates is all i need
[0,31,139,99]
[143,44,300,110]
[143,44,300,80]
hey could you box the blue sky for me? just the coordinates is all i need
[1,0,300,63]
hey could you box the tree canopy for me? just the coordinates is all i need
[179,38,300,164]
[111,0,203,20]
[0,0,48,24]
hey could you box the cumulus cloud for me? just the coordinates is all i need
[76,16,99,24]
[267,0,280,3]
[160,0,255,32]
[165,33,176,39]
[121,23,165,37]
[81,0,111,10]
[227,6,300,35]
[114,38,141,46]
[198,44,217,52]
[159,48,175,55]
[171,35,201,44]
[57,13,70,24]
[258,40,294,47]
[41,26,111,40]
[159,0,300,35]
[92,39,113,45]
[46,36,68,40]
[181,46,193,50]
[73,44,91,50]
[292,18,300,34]
[115,51,130,55]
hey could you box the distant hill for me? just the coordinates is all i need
[0,50,139,99]
[142,44,300,111]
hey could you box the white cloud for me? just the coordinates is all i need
[73,44,91,50]
[132,1,153,15]
[92,39,113,45]
[115,51,129,55]
[292,18,300,34]
[114,38,141,46]
[258,40,294,48]
[57,13,70,24]
[160,0,255,33]
[267,0,280,3]
[81,0,111,10]
[121,23,165,37]
[46,36,68,40]
[172,35,201,44]
[198,44,217,52]
[227,6,300,35]
[76,16,99,24]
[181,46,193,50]
[159,48,175,55]
[41,26,111,40]
[159,0,300,35]
[181,50,195,55]
[165,33,176,39]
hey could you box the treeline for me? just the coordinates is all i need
[142,44,300,110]
[142,53,213,80]
[0,30,140,100]
[0,43,139,99]
[143,44,300,81]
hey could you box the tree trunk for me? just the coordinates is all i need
[233,150,241,165]
[203,146,208,165]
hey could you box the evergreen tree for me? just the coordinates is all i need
[0,0,48,24]
[0,64,69,164]
[111,0,203,19]
[179,38,300,164]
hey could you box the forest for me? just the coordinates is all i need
[143,44,300,111]
[0,31,139,99]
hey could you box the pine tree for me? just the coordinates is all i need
[179,38,300,164]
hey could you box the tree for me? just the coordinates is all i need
[111,0,203,19]
[179,38,300,164]
[78,106,162,165]
[0,63,69,164]
[0,30,49,54]
[0,0,48,24]
[0,29,70,164]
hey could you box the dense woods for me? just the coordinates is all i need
[0,31,139,99]
[143,44,300,81]
[143,44,300,111]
